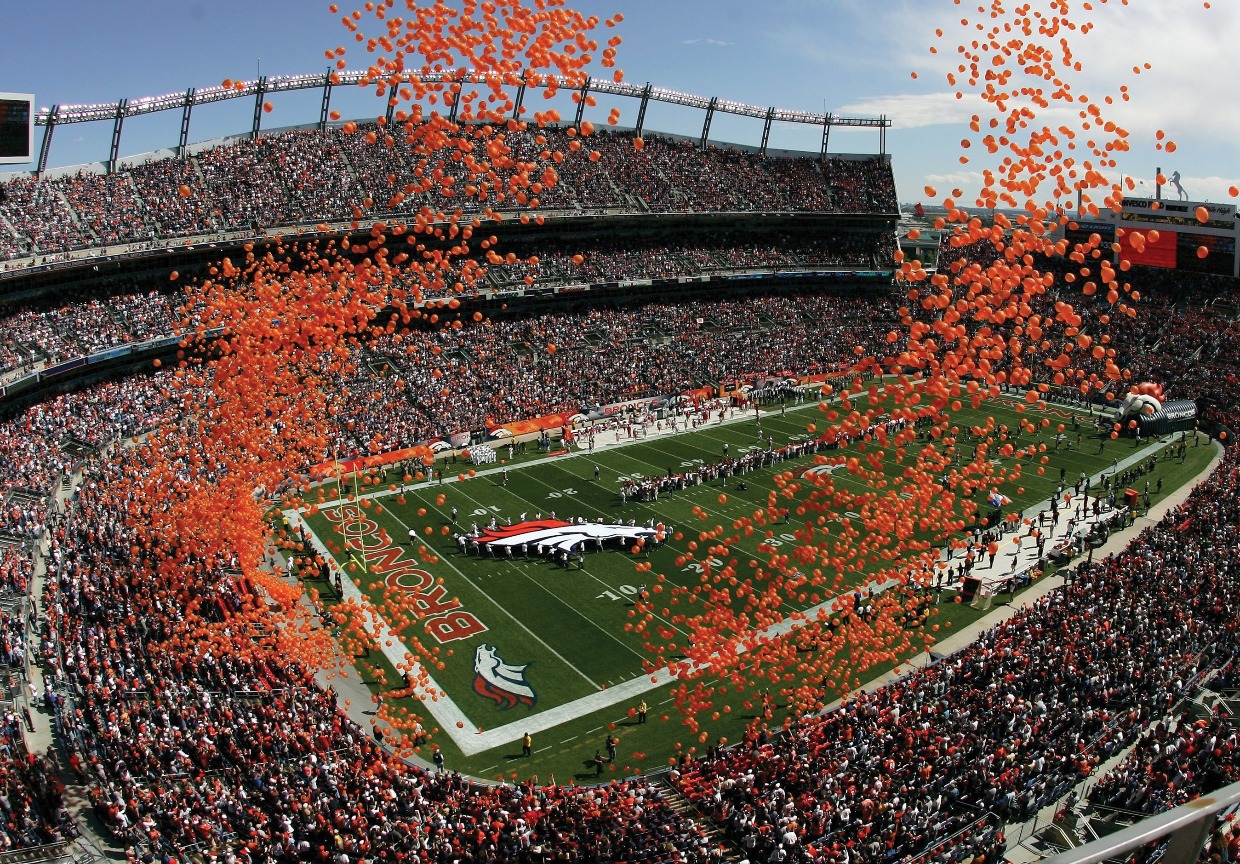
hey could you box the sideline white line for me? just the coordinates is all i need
[281,508,478,743]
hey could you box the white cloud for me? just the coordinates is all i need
[887,2,1240,145]
[851,2,1240,207]
[837,92,979,129]
[922,171,987,189]
[681,38,734,47]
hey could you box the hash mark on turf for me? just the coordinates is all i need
[535,746,552,754]
[560,736,578,744]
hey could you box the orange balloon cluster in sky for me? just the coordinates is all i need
[107,0,628,754]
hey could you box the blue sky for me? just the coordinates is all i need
[3,1,1237,206]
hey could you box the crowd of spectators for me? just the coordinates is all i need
[0,124,898,263]
[0,287,182,382]
[0,743,71,852]
[484,230,892,290]
[327,289,899,455]
[55,170,153,246]
[0,175,90,259]
[0,225,892,385]
[672,437,1240,864]
[1088,702,1237,815]
[0,546,31,595]
[124,157,215,238]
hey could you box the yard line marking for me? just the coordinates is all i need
[445,483,655,662]
[383,504,605,692]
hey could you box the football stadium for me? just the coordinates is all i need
[1,3,1238,864]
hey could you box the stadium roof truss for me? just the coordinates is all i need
[32,70,890,173]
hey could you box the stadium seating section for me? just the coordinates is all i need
[0,126,898,264]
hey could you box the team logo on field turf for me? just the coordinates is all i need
[473,519,659,553]
[473,644,537,709]
[798,462,846,480]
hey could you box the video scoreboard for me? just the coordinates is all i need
[0,93,35,165]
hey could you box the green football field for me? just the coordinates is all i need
[282,392,1215,782]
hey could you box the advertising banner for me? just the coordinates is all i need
[309,443,434,479]
[487,410,577,438]
[578,394,674,423]
[43,357,88,377]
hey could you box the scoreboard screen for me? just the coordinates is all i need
[1177,232,1236,276]
[0,93,34,165]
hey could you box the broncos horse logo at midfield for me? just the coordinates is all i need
[473,644,537,710]
[797,462,846,480]
[473,518,659,553]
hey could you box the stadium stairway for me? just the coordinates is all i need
[0,212,23,248]
[25,469,109,862]
[1003,720,1152,862]
[1004,679,1228,864]
[50,186,94,245]
[657,778,748,862]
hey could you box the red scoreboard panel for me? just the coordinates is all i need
[1117,227,1177,270]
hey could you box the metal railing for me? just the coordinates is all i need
[1035,779,1240,864]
